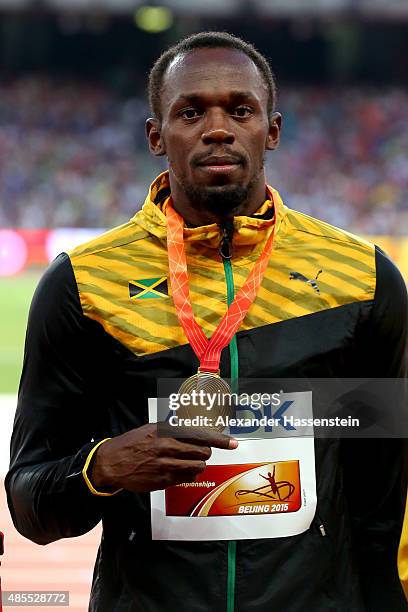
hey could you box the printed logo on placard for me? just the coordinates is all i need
[165,460,301,517]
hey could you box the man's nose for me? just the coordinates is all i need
[201,109,235,145]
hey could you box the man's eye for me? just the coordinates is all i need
[232,106,253,118]
[180,108,201,119]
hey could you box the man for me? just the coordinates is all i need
[6,32,408,611]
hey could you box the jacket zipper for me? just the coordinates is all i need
[319,524,327,536]
[313,512,327,537]
[220,222,238,612]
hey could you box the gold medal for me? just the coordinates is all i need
[177,370,233,431]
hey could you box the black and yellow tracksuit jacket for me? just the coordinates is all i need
[6,172,408,611]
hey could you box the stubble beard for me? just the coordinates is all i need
[180,160,265,221]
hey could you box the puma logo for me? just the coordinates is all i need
[289,270,322,294]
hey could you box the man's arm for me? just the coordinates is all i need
[5,253,109,545]
[341,246,408,609]
[5,253,238,545]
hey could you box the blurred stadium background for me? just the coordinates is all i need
[0,0,407,609]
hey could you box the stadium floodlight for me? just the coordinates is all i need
[135,5,173,32]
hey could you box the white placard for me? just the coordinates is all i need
[149,394,317,541]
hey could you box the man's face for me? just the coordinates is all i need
[147,47,280,217]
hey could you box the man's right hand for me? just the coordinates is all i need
[91,424,238,493]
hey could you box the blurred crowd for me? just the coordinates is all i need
[268,87,408,235]
[0,77,407,234]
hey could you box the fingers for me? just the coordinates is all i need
[162,439,213,461]
[178,430,238,450]
[157,423,238,450]
[109,424,238,493]
[161,458,207,474]
[156,457,207,488]
[125,459,207,492]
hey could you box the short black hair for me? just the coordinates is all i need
[148,31,277,123]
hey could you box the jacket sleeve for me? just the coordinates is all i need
[341,246,408,610]
[5,253,116,545]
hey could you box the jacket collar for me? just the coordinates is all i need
[132,171,288,255]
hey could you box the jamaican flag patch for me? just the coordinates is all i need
[129,277,169,299]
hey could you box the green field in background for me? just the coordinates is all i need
[0,272,41,394]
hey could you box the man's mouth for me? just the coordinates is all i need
[196,156,242,175]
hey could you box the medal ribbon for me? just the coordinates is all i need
[166,195,277,373]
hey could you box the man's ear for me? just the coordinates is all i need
[266,112,282,151]
[146,118,166,156]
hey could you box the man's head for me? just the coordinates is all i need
[146,32,281,224]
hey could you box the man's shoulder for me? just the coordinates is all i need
[285,207,375,255]
[67,219,149,262]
